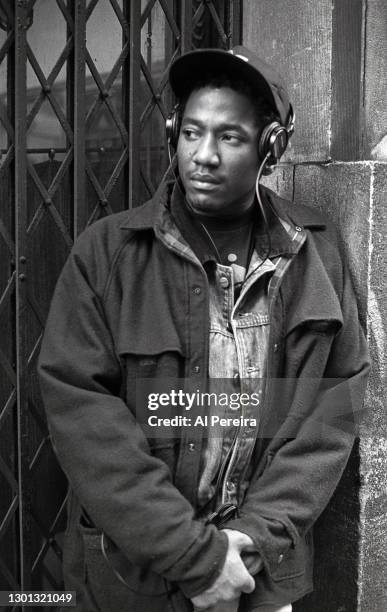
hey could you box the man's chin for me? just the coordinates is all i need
[186,195,225,216]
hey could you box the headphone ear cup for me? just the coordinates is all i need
[166,106,181,149]
[258,121,289,163]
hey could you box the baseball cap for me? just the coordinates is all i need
[169,45,291,126]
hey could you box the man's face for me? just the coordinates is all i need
[177,86,260,217]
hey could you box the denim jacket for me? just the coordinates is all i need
[38,183,369,611]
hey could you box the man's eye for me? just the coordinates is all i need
[222,134,241,143]
[182,128,199,140]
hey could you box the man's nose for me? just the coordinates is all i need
[192,134,220,166]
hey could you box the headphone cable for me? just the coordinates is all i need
[255,151,272,264]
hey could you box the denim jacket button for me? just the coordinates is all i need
[188,442,195,451]
[219,275,229,288]
[193,365,201,373]
[193,286,201,295]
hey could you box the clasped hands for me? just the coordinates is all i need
[191,529,263,611]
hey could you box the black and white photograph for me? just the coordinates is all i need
[0,1,385,611]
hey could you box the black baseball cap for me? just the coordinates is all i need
[169,45,291,126]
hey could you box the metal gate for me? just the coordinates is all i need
[0,0,241,606]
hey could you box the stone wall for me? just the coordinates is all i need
[243,1,387,610]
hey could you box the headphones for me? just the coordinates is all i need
[166,102,295,167]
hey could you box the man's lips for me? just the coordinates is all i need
[190,173,220,183]
[189,174,221,190]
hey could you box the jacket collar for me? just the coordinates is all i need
[119,179,173,231]
[267,191,327,230]
[119,179,327,235]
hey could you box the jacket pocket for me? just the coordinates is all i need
[285,317,342,339]
[147,438,180,477]
[124,351,186,404]
[270,529,314,582]
[80,526,174,612]
[255,438,289,480]
[123,349,186,437]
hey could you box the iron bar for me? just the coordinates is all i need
[0,276,16,326]
[25,292,45,330]
[103,148,128,200]
[14,0,30,594]
[109,0,129,38]
[0,218,15,256]
[140,56,169,117]
[0,389,16,431]
[102,40,130,94]
[0,146,15,176]
[73,0,86,235]
[127,1,141,207]
[158,0,181,40]
[206,1,228,47]
[146,9,152,180]
[85,0,99,21]
[84,48,129,144]
[140,0,158,28]
[0,29,14,66]
[163,0,175,133]
[84,157,112,206]
[56,0,73,32]
[0,1,14,29]
[0,498,19,542]
[41,148,74,200]
[26,38,75,132]
[0,102,14,140]
[0,346,16,385]
[28,437,49,473]
[229,0,242,46]
[26,332,43,368]
[180,0,193,53]
[0,455,18,493]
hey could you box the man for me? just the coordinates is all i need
[38,46,369,612]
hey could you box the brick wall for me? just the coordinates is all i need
[244,1,387,610]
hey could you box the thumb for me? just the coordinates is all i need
[223,528,256,552]
[239,562,255,594]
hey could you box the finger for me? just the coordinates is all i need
[242,552,263,575]
[246,559,263,575]
[236,533,255,548]
[223,529,255,551]
[240,539,256,553]
[240,569,255,594]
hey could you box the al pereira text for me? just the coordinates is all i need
[147,415,257,427]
